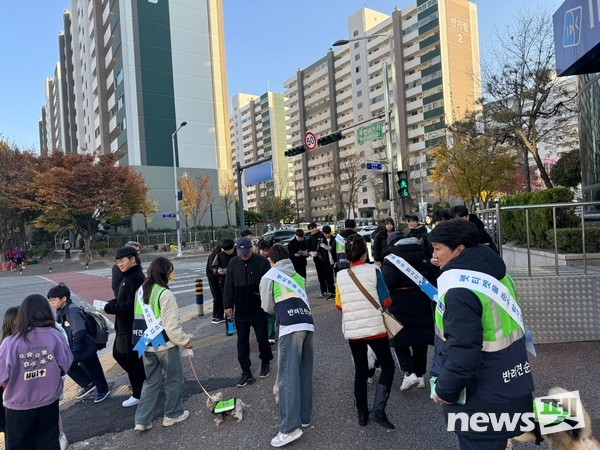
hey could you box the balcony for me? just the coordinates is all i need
[406,112,424,126]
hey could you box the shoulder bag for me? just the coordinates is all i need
[347,267,403,339]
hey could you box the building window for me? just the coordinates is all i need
[362,186,368,192]
[356,78,361,85]
[353,30,359,37]
[357,90,362,97]
[354,42,360,49]
[363,199,368,204]
[354,54,360,61]
[116,69,124,85]
[356,66,360,73]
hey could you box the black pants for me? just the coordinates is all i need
[208,276,224,319]
[65,248,70,259]
[394,345,428,377]
[322,263,335,295]
[5,399,60,450]
[292,261,307,280]
[314,259,328,294]
[113,333,146,398]
[349,337,395,398]
[68,352,110,394]
[235,310,273,374]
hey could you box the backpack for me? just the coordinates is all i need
[80,307,110,350]
[336,252,350,270]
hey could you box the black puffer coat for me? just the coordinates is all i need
[381,238,437,347]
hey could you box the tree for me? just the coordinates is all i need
[550,149,581,189]
[257,196,295,225]
[138,196,159,241]
[482,6,578,191]
[429,115,518,210]
[179,173,213,232]
[33,152,149,259]
[220,174,237,226]
[329,152,372,219]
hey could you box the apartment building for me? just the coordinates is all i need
[284,0,480,221]
[40,0,231,229]
[229,92,289,212]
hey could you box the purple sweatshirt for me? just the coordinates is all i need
[0,327,73,410]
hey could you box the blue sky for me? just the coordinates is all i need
[0,0,559,152]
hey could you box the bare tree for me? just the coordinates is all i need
[482,7,578,191]
[220,174,237,226]
[329,152,373,219]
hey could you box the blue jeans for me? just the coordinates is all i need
[277,331,313,434]
[267,313,277,341]
[457,434,508,450]
[135,346,185,426]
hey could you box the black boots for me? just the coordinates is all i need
[369,384,395,429]
[355,392,369,426]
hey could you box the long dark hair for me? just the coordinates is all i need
[141,257,173,304]
[14,294,56,342]
[1,306,19,343]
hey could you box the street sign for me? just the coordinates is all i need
[304,131,317,150]
[357,121,383,145]
[366,162,383,170]
[161,213,176,218]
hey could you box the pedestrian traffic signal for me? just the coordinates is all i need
[397,171,409,198]
[284,144,307,157]
[317,131,342,146]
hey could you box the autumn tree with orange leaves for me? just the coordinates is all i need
[178,173,213,233]
[34,152,149,259]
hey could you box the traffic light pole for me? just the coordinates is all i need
[382,61,395,222]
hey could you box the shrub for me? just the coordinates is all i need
[546,228,600,253]
[500,188,578,248]
[153,244,159,251]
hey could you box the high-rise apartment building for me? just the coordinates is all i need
[41,0,231,229]
[284,0,480,221]
[229,92,289,212]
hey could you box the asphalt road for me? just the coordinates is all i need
[1,254,598,449]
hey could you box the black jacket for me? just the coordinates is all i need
[56,300,96,363]
[287,237,308,271]
[317,235,336,265]
[431,245,533,439]
[105,264,145,336]
[223,253,270,316]
[213,250,236,288]
[469,214,498,253]
[372,229,394,263]
[381,238,436,347]
[206,247,221,282]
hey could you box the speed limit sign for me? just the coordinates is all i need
[304,131,317,151]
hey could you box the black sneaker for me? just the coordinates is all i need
[211,317,225,324]
[236,372,256,387]
[76,383,95,399]
[327,293,335,300]
[260,361,270,378]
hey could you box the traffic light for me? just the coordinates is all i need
[284,144,307,157]
[382,172,390,201]
[317,131,342,146]
[397,170,409,198]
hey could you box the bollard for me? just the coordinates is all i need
[195,278,204,317]
[19,266,22,275]
[85,262,89,270]
[49,264,52,273]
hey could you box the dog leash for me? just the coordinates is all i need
[186,353,213,400]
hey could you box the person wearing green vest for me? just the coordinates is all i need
[132,257,193,432]
[428,220,534,450]
[260,244,314,448]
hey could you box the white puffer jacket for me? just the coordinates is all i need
[337,264,386,340]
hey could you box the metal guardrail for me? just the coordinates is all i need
[477,200,600,277]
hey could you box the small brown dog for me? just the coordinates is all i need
[206,392,246,426]
[508,387,600,450]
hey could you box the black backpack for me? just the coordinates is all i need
[80,307,110,350]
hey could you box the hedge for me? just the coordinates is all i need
[546,228,600,253]
[499,188,579,248]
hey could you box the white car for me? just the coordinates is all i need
[356,225,378,242]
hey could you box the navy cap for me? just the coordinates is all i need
[236,237,253,256]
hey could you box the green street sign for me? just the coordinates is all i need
[357,121,383,145]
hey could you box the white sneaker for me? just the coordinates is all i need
[122,396,140,408]
[59,433,68,450]
[163,410,189,427]
[134,423,153,432]
[271,428,303,447]
[417,376,425,388]
[400,373,419,391]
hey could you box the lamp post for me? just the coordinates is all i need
[333,34,399,221]
[171,121,187,257]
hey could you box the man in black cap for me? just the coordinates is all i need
[104,246,146,407]
[223,237,272,387]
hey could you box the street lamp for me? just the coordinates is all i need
[332,34,400,220]
[171,121,187,257]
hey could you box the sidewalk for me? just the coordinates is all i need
[55,296,600,449]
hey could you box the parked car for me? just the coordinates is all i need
[258,229,296,246]
[356,225,378,242]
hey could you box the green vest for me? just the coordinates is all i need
[132,284,167,345]
[434,275,524,352]
[273,273,305,300]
